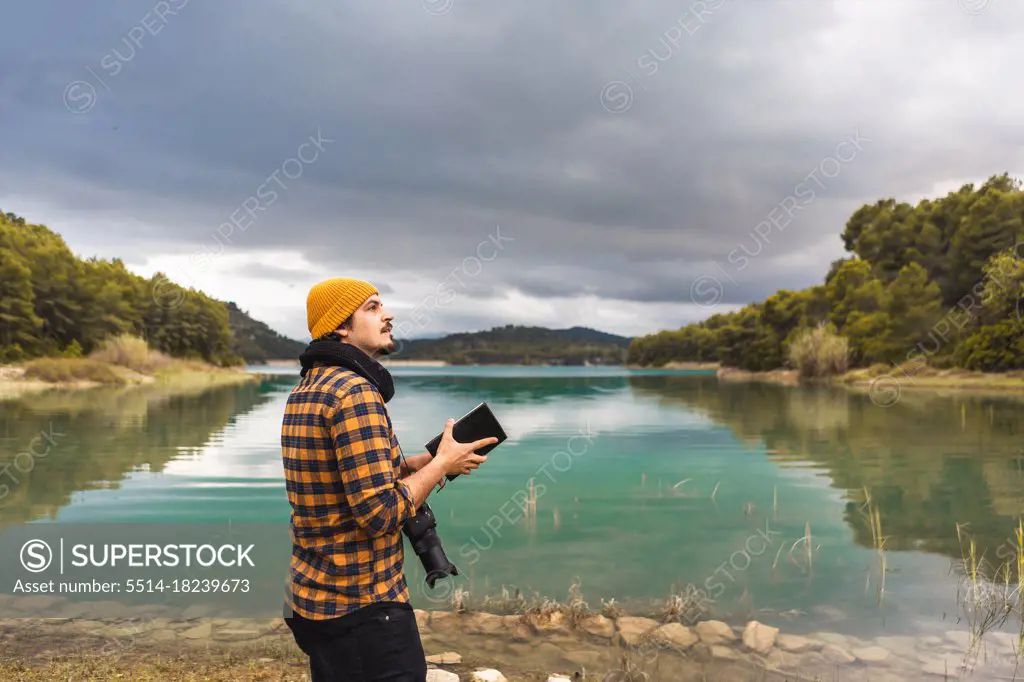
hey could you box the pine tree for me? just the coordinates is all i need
[0,249,43,360]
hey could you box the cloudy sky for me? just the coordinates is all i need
[2,0,1022,342]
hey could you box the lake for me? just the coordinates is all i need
[3,365,1024,650]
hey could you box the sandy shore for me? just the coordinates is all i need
[0,364,259,402]
[715,365,1024,394]
[840,366,1024,393]
[626,362,720,370]
[716,367,802,386]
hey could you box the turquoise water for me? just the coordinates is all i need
[3,366,1024,641]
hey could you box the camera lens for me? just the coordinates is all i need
[403,502,459,588]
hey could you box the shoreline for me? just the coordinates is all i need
[0,363,259,402]
[624,361,720,370]
[0,599,1017,681]
[716,367,802,386]
[9,355,1024,399]
[715,365,1024,395]
[381,359,449,366]
[262,359,719,370]
[256,359,454,367]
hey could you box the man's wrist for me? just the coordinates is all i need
[424,456,447,481]
[400,453,432,477]
[408,452,432,473]
[427,458,451,490]
[404,457,451,508]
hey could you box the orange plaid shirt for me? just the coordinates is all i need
[281,365,416,619]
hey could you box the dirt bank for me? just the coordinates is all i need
[626,362,720,370]
[715,364,1024,396]
[0,363,259,402]
[716,367,801,386]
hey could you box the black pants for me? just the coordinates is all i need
[285,602,427,682]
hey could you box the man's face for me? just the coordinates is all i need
[339,294,395,358]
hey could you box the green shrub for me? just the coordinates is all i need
[89,334,172,375]
[954,318,1024,372]
[0,343,26,363]
[787,323,850,379]
[59,340,84,358]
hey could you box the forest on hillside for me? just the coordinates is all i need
[1,211,243,366]
[0,211,628,368]
[627,174,1024,374]
[226,302,305,363]
[392,324,631,365]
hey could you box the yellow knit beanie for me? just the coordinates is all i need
[306,277,379,339]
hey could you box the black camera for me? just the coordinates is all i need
[404,402,507,590]
[402,502,458,588]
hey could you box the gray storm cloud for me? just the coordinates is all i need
[1,0,1023,336]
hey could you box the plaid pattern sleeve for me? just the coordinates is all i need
[328,381,416,536]
[282,366,417,620]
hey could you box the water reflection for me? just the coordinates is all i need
[389,371,720,455]
[5,369,1024,642]
[0,379,274,524]
[627,374,1024,580]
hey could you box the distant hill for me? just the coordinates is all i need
[0,209,630,367]
[225,302,306,364]
[389,324,632,365]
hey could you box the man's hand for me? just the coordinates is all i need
[434,418,497,476]
[400,419,498,509]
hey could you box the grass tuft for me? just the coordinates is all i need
[951,518,1024,675]
[787,323,849,380]
[564,577,591,627]
[22,357,127,385]
[859,487,888,606]
[601,597,623,619]
[89,334,175,375]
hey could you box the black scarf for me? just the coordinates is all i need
[298,337,395,403]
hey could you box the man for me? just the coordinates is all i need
[281,277,497,681]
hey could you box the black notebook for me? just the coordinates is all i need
[424,402,508,481]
